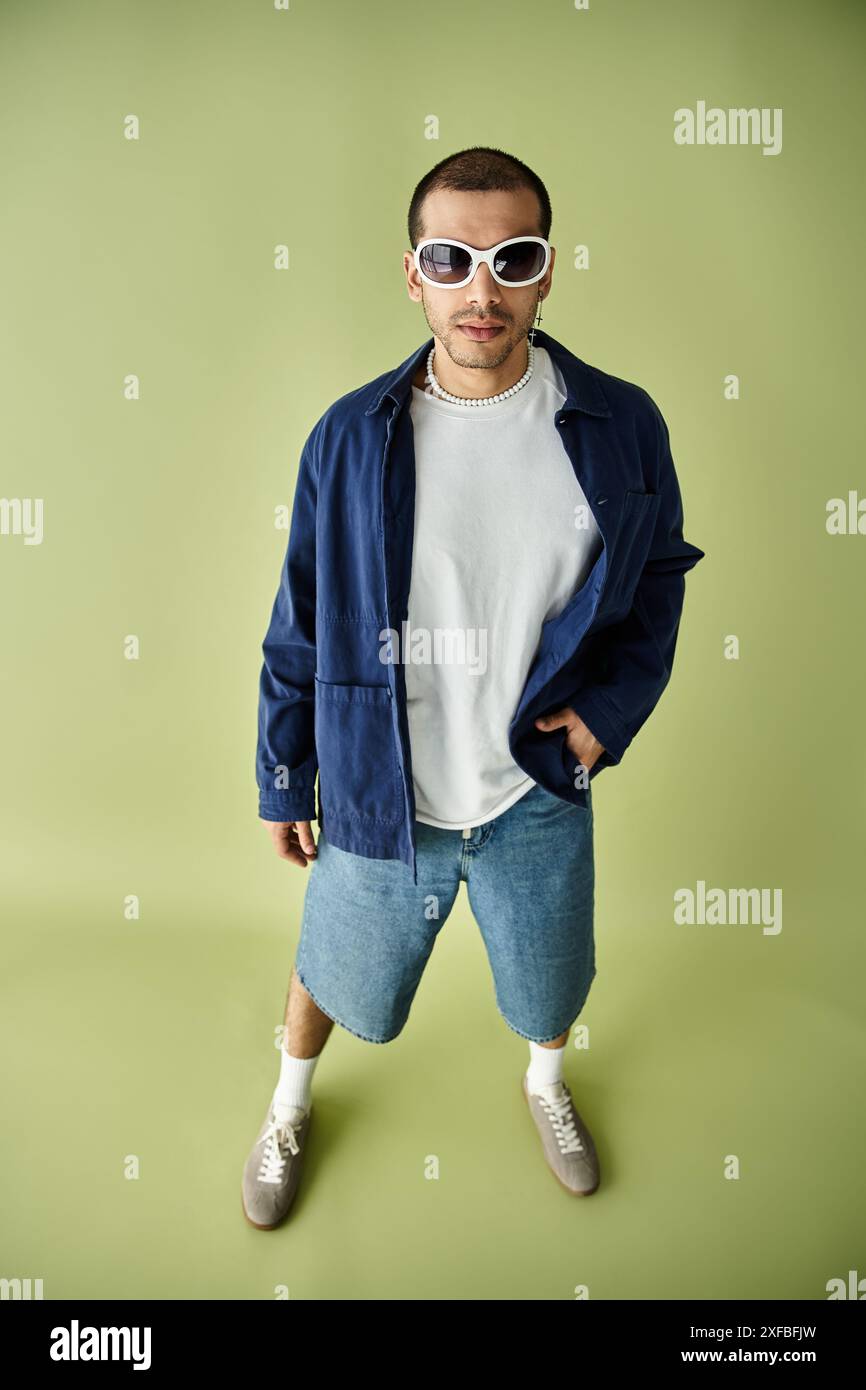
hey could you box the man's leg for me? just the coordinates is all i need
[269,967,333,1121]
[242,824,459,1228]
[285,966,334,1061]
[465,784,599,1194]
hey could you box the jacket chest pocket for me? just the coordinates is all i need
[603,490,661,614]
[313,676,404,824]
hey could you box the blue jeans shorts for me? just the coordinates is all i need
[293,780,596,1045]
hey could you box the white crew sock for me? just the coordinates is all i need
[526,1039,566,1095]
[272,1042,320,1120]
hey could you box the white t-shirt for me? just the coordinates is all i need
[405,344,602,830]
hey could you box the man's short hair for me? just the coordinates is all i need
[408,146,552,249]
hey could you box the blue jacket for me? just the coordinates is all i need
[256,326,706,883]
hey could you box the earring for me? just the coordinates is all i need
[529,292,544,349]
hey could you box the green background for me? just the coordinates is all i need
[1,0,864,1300]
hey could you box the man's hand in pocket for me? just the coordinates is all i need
[534,707,605,776]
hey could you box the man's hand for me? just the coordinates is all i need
[261,819,318,868]
[534,707,605,782]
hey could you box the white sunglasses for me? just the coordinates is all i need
[414,235,551,290]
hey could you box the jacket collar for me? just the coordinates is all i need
[363,326,612,419]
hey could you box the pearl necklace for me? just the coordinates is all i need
[424,341,535,407]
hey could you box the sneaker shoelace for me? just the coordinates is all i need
[535,1082,584,1155]
[257,1112,303,1184]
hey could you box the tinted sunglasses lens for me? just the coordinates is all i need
[418,242,473,284]
[494,241,546,283]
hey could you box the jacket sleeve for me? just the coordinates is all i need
[256,431,319,822]
[569,399,705,772]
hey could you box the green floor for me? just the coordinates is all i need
[3,790,861,1301]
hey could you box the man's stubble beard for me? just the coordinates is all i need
[420,288,537,372]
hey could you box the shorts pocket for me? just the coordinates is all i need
[314,676,404,824]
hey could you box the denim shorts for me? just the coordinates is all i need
[293,780,596,1045]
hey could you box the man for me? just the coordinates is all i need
[242,146,705,1229]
